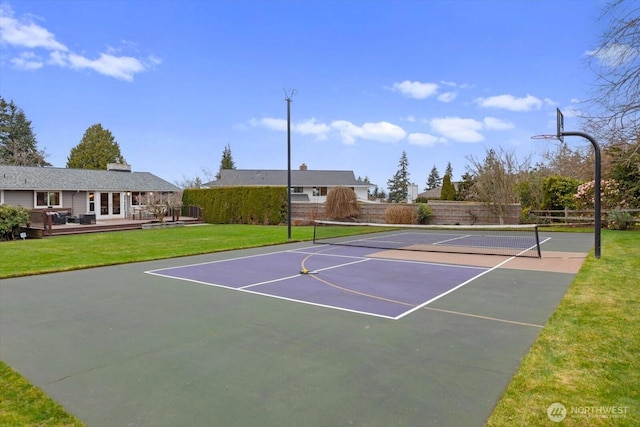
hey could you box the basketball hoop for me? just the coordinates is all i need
[531,134,560,140]
[532,108,565,142]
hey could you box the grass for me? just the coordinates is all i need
[0,224,315,278]
[0,362,83,427]
[486,229,640,426]
[1,225,638,425]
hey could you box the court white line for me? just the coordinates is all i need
[395,255,517,320]
[145,243,530,321]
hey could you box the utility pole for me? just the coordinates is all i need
[284,89,297,240]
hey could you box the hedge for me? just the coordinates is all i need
[183,187,288,225]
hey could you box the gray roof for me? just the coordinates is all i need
[208,169,372,187]
[0,165,180,192]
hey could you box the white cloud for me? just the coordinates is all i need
[251,117,406,145]
[295,118,330,138]
[58,52,145,81]
[0,6,67,51]
[429,117,484,143]
[391,80,439,99]
[407,133,443,147]
[475,94,543,112]
[483,117,514,130]
[10,51,43,70]
[330,120,362,145]
[440,80,457,87]
[437,92,457,102]
[359,121,407,143]
[586,43,639,68]
[0,5,154,81]
[250,117,287,131]
[332,120,407,145]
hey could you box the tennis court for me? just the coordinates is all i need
[0,229,593,426]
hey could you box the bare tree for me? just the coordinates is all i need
[583,0,639,150]
[466,147,531,224]
[543,142,595,181]
[141,192,183,223]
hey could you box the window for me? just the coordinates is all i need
[35,191,61,207]
[292,187,303,193]
[131,192,147,206]
[315,187,328,196]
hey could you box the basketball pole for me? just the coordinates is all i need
[561,130,601,259]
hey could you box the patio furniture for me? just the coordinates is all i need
[80,213,96,224]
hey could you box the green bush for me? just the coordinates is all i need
[0,204,30,241]
[542,175,582,210]
[607,209,635,230]
[417,203,433,224]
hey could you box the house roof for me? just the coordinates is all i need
[417,182,460,199]
[207,169,372,187]
[0,165,180,192]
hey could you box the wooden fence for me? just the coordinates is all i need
[530,208,640,224]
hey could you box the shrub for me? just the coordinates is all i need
[440,175,456,200]
[416,203,433,224]
[542,175,582,210]
[325,186,360,220]
[574,179,626,210]
[607,208,635,230]
[384,205,418,224]
[0,204,30,241]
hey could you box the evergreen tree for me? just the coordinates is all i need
[426,165,441,190]
[445,162,453,178]
[455,172,476,201]
[216,144,236,179]
[67,124,125,169]
[0,97,50,166]
[387,151,410,203]
[440,174,456,200]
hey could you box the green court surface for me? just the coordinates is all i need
[0,232,593,426]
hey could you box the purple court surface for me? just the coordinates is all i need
[146,245,490,319]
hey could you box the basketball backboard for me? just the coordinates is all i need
[557,108,564,143]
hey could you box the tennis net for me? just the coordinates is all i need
[313,220,542,258]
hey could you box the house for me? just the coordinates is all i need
[205,164,373,202]
[0,164,181,220]
[417,182,461,200]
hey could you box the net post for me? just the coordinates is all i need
[534,225,541,258]
[312,220,317,243]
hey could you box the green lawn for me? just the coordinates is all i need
[1,225,638,426]
[486,230,640,426]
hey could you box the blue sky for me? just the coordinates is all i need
[1,0,608,190]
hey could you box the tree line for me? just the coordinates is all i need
[1,96,126,170]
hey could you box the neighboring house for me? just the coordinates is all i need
[0,164,181,220]
[205,164,373,202]
[417,182,460,200]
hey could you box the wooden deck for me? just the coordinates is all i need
[27,216,205,237]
